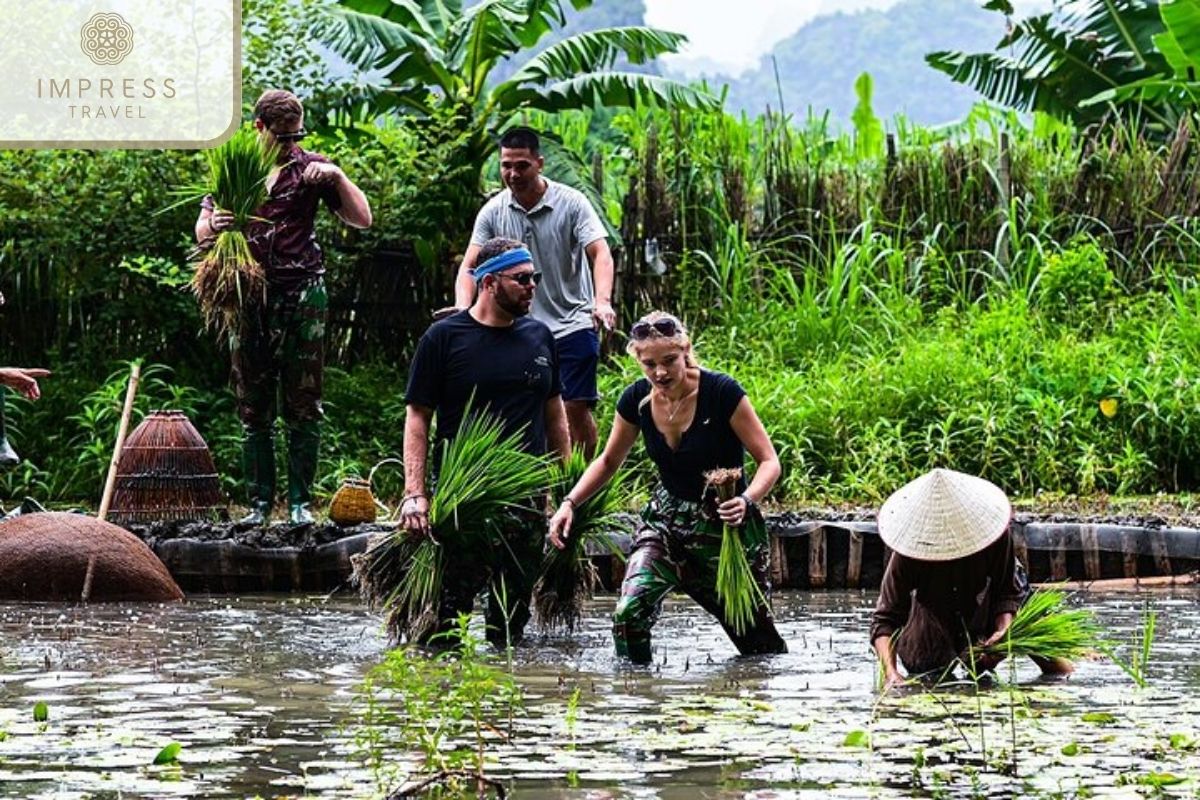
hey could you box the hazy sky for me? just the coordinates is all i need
[645,0,1047,77]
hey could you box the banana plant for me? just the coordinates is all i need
[1084,0,1200,110]
[926,0,1173,128]
[319,0,718,188]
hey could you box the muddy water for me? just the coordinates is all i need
[0,591,1198,799]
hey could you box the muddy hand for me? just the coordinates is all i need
[400,495,431,537]
[547,506,573,550]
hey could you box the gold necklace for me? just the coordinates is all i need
[661,382,698,422]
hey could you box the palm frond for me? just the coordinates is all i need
[509,72,719,113]
[1063,0,1164,69]
[321,3,453,88]
[1160,0,1200,71]
[502,26,688,86]
[926,50,1044,113]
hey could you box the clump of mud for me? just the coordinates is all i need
[127,518,393,549]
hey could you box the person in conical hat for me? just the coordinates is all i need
[870,468,1074,689]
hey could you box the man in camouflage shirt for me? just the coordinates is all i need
[196,89,372,524]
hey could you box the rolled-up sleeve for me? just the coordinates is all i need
[871,551,913,642]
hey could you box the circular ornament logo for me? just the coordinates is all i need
[80,13,134,65]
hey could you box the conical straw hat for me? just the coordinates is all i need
[877,469,1011,561]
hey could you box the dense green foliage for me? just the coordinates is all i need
[8,2,1200,511]
[927,0,1200,132]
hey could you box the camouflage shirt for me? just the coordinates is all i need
[202,143,342,293]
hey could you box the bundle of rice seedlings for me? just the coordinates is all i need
[979,588,1102,661]
[177,128,279,336]
[353,410,550,641]
[532,449,631,632]
[705,467,767,636]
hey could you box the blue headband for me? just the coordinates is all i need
[474,247,533,283]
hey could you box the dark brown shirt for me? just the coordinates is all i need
[870,531,1024,648]
[202,144,342,292]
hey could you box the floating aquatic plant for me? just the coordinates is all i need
[705,467,766,636]
[533,449,630,633]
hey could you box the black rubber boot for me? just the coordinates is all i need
[286,420,319,525]
[239,426,276,525]
[0,388,20,468]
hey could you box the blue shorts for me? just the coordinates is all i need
[556,328,600,405]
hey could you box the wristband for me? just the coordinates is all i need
[562,496,577,509]
[402,493,426,506]
[738,493,755,511]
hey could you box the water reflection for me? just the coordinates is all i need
[0,590,1196,798]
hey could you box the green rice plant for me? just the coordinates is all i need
[705,467,767,636]
[172,128,279,337]
[1100,603,1157,689]
[979,588,1102,661]
[353,410,550,641]
[533,449,631,633]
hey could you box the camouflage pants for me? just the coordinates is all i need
[428,510,543,649]
[613,485,787,663]
[230,279,327,429]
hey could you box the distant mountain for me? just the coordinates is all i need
[705,0,1012,125]
[485,0,659,84]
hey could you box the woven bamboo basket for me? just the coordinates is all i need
[108,410,225,525]
[329,478,376,525]
[328,458,402,526]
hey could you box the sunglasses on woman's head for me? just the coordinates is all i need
[499,271,542,286]
[630,318,680,340]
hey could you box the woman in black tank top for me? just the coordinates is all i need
[548,311,787,663]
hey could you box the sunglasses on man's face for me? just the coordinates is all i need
[499,271,542,287]
[630,318,680,340]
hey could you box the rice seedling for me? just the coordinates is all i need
[1100,603,1157,689]
[353,410,550,641]
[533,449,630,633]
[174,128,279,337]
[705,467,767,636]
[978,588,1102,661]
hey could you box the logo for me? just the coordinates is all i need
[1,0,240,148]
[534,356,550,367]
[80,13,134,66]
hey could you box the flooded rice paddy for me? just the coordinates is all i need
[0,590,1198,798]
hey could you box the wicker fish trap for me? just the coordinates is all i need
[108,410,225,525]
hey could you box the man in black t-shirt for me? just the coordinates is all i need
[400,237,569,646]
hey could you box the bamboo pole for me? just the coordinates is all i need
[97,363,140,522]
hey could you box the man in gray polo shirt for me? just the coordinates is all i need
[452,127,615,456]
